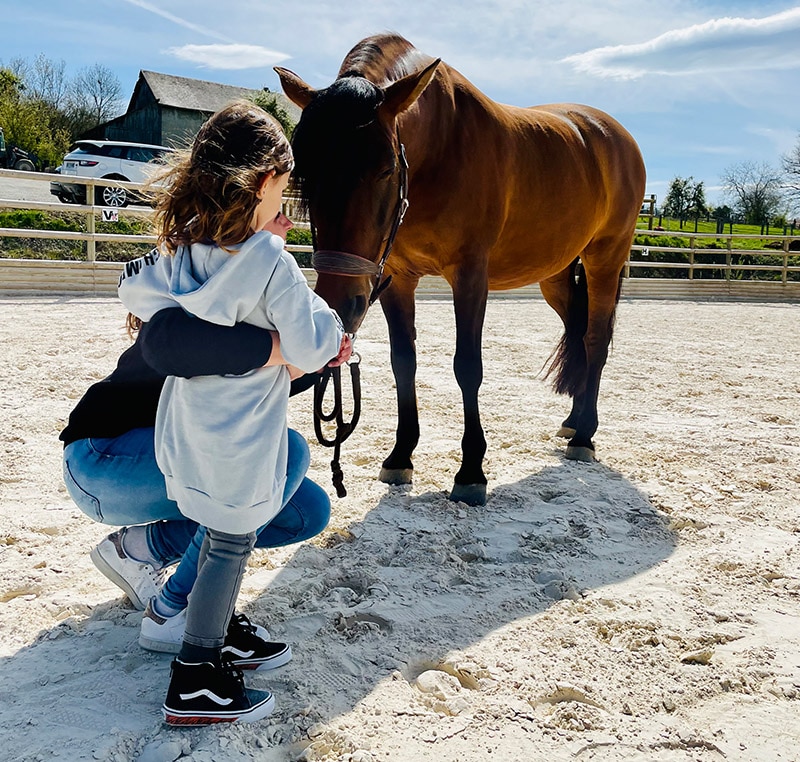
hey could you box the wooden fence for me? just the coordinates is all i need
[2,169,799,301]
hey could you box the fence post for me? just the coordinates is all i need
[86,182,96,263]
[726,235,732,281]
[783,238,790,284]
[689,236,695,280]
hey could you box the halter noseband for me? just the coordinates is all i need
[311,130,409,306]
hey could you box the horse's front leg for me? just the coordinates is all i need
[449,268,489,505]
[378,275,420,485]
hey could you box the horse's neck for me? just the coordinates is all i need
[401,65,497,172]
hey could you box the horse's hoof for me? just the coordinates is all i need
[557,425,577,438]
[379,467,413,485]
[565,445,596,463]
[449,483,487,506]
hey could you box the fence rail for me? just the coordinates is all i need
[630,228,800,284]
[1,169,799,300]
[0,169,311,261]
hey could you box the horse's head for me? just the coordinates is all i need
[275,60,439,332]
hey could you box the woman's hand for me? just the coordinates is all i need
[327,334,353,368]
[261,211,293,240]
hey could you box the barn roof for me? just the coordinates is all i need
[131,70,300,120]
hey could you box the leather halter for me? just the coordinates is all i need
[311,131,409,306]
[310,128,409,497]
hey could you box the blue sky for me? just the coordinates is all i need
[5,0,800,206]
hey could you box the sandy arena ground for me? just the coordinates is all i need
[0,295,798,762]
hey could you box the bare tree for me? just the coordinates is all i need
[720,161,785,225]
[783,135,800,214]
[28,54,69,110]
[68,64,123,131]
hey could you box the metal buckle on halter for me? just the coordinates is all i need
[398,197,409,225]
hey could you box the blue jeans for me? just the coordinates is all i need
[63,426,330,608]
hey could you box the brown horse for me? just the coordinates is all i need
[276,33,646,506]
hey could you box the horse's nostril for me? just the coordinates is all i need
[353,295,367,317]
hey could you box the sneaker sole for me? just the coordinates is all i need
[162,693,275,726]
[139,633,285,661]
[231,644,293,671]
[90,545,147,610]
[139,633,182,654]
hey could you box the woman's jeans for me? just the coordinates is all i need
[63,426,330,608]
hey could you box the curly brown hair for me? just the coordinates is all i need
[149,100,294,255]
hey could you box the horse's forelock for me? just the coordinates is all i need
[315,77,384,128]
[291,77,387,216]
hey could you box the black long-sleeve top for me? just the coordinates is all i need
[59,308,316,445]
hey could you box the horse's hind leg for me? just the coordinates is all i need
[378,275,420,485]
[568,242,626,461]
[541,250,624,462]
[539,260,586,440]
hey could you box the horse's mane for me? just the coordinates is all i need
[338,33,426,85]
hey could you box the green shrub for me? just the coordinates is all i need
[286,228,312,246]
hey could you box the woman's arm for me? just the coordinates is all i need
[139,307,321,396]
[139,307,274,378]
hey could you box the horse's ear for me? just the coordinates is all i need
[380,59,441,118]
[274,67,317,110]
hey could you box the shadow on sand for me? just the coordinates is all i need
[0,460,674,760]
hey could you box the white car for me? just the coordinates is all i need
[50,140,173,207]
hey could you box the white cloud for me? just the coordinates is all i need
[746,125,799,155]
[563,6,800,79]
[165,44,290,70]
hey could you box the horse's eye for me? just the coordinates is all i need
[378,167,394,180]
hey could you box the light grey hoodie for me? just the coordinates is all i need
[118,231,343,534]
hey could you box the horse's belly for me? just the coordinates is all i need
[487,248,576,290]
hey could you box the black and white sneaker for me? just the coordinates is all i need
[223,613,292,671]
[162,658,275,726]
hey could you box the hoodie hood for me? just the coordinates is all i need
[119,231,284,325]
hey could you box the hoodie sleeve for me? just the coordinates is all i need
[265,254,344,373]
[118,248,180,321]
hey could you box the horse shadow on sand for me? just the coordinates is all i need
[0,459,675,760]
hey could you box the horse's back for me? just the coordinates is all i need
[468,100,645,287]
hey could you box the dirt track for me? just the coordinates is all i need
[0,295,798,761]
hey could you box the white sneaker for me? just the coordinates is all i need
[140,599,188,653]
[90,528,169,610]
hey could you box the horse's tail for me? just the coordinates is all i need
[544,258,595,397]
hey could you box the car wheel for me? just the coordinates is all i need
[15,159,35,172]
[101,185,128,207]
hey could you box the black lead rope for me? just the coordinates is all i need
[313,353,361,497]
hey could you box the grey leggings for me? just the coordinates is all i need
[182,528,257,650]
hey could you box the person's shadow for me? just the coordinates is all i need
[242,459,675,742]
[0,460,674,760]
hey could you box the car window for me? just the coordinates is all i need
[71,145,102,156]
[126,147,153,163]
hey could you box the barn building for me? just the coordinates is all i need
[83,71,299,148]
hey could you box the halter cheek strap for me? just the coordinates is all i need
[311,131,409,305]
[310,128,409,496]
